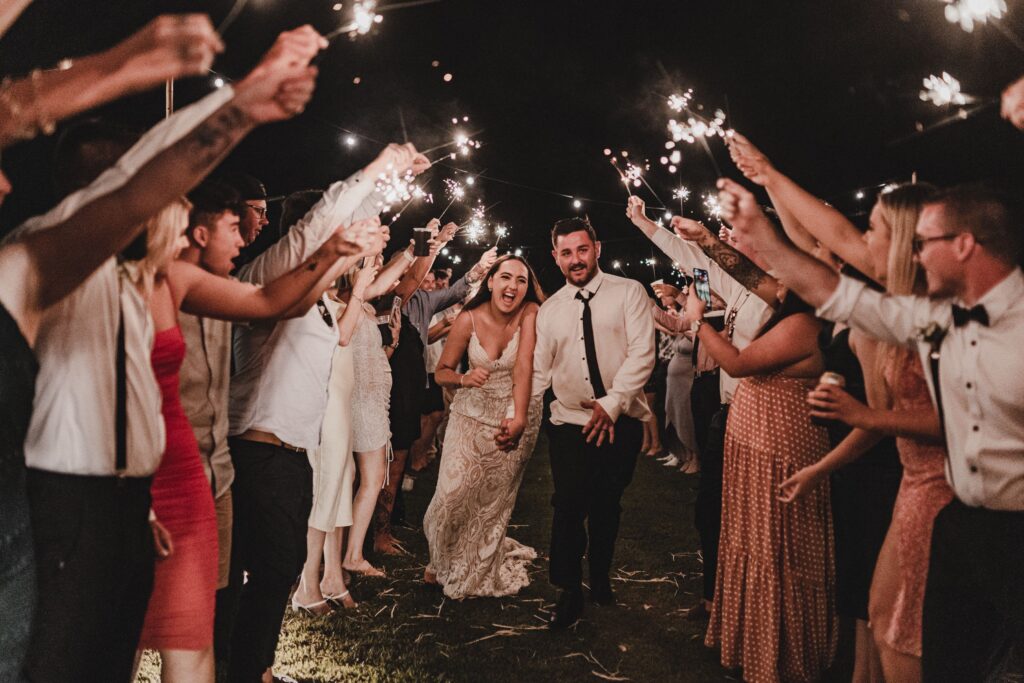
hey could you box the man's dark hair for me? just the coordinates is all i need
[431,267,452,280]
[187,179,243,236]
[550,215,598,248]
[218,171,267,201]
[53,119,140,197]
[279,189,323,237]
[923,181,1023,265]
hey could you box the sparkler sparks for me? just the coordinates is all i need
[454,131,482,157]
[462,204,488,243]
[667,90,694,112]
[668,108,729,144]
[672,186,691,202]
[940,0,1006,32]
[622,162,645,188]
[920,72,968,106]
[444,179,466,201]
[374,167,415,211]
[325,0,383,40]
[702,192,723,220]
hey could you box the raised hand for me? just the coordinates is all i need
[670,215,710,242]
[727,132,775,187]
[625,195,649,227]
[461,367,491,388]
[352,261,379,298]
[716,178,776,246]
[652,282,681,302]
[232,26,325,124]
[686,284,707,321]
[108,14,224,87]
[366,142,421,179]
[475,246,499,273]
[1001,75,1024,131]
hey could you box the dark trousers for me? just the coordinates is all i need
[694,404,728,602]
[690,371,720,455]
[226,439,313,683]
[24,469,154,683]
[214,496,244,674]
[922,499,1024,682]
[546,416,643,590]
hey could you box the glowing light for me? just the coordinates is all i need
[602,148,612,156]
[667,90,695,112]
[513,248,523,257]
[668,108,729,144]
[465,176,476,186]
[431,60,440,67]
[702,192,723,220]
[672,186,691,202]
[856,191,865,200]
[644,257,657,267]
[213,77,225,88]
[373,167,417,211]
[443,179,466,201]
[441,247,449,255]
[623,162,645,188]
[452,255,462,264]
[573,199,582,209]
[443,73,453,82]
[352,1,383,35]
[453,130,481,157]
[664,212,672,220]
[344,135,357,147]
[333,2,342,9]
[352,76,361,85]
[494,225,509,240]
[462,204,488,243]
[920,72,968,106]
[612,260,622,270]
[941,0,1006,32]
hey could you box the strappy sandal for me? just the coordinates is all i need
[323,590,357,609]
[289,595,332,616]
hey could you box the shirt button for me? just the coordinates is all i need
[971,340,977,346]
[970,465,979,474]
[972,425,980,432]
[966,382,973,389]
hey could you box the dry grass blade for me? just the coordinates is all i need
[463,628,523,645]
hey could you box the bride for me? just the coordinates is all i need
[423,255,545,598]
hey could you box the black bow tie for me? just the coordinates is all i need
[951,304,989,327]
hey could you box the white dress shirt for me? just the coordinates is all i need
[650,229,772,404]
[425,312,446,372]
[532,270,655,426]
[229,174,384,451]
[5,87,234,477]
[818,269,1024,511]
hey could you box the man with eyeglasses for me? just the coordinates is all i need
[224,143,428,682]
[716,178,1024,682]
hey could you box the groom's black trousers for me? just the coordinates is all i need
[546,416,643,590]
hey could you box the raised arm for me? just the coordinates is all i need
[0,14,224,148]
[337,262,378,346]
[0,28,323,342]
[728,132,874,278]
[688,286,819,378]
[392,219,450,302]
[717,177,945,348]
[171,223,360,322]
[362,241,416,300]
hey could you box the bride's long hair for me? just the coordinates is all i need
[462,255,546,311]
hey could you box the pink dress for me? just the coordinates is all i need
[879,348,954,657]
[138,326,218,650]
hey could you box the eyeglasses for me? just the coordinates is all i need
[247,204,268,219]
[912,233,959,253]
[315,299,335,328]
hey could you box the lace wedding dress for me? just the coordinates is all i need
[423,326,541,599]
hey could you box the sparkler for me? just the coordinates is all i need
[940,0,1006,32]
[608,156,634,197]
[493,224,509,248]
[460,204,488,244]
[325,1,384,41]
[437,179,466,221]
[920,72,969,106]
[702,192,724,221]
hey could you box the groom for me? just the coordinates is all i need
[529,216,655,629]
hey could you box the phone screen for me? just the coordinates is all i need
[692,268,712,306]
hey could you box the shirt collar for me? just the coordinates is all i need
[963,267,1024,325]
[572,269,605,298]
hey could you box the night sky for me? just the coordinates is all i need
[2,0,1022,291]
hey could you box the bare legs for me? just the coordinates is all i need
[868,528,922,683]
[344,449,387,576]
[852,618,885,683]
[641,391,662,456]
[373,449,409,554]
[409,411,444,471]
[158,647,214,683]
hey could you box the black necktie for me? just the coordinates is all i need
[576,290,606,398]
[951,304,989,327]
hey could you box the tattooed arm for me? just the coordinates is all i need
[671,216,779,306]
[0,26,325,344]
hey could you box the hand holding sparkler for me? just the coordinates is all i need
[429,221,459,255]
[625,195,654,229]
[328,217,378,255]
[353,217,388,257]
[727,132,776,187]
[109,14,224,87]
[1001,74,1024,131]
[670,215,711,243]
[366,142,421,179]
[716,178,778,249]
[469,247,499,281]
[233,27,325,123]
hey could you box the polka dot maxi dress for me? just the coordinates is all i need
[705,374,838,683]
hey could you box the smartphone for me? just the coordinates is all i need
[692,267,712,306]
[375,294,398,325]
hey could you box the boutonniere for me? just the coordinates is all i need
[916,321,948,357]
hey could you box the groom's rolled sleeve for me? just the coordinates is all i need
[597,282,655,422]
[531,306,555,399]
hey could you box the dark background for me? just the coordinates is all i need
[1,0,1022,291]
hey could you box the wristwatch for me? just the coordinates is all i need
[689,319,704,333]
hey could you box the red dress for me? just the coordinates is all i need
[138,326,218,650]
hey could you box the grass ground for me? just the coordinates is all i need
[140,430,853,682]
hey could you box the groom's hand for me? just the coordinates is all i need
[494,417,525,451]
[581,400,615,447]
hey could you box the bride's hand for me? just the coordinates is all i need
[495,417,525,451]
[460,367,490,388]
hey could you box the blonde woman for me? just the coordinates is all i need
[731,134,950,683]
[127,199,363,682]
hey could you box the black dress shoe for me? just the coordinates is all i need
[588,578,615,606]
[548,588,584,630]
